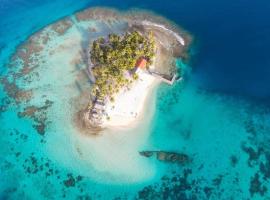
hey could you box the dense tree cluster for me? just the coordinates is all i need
[90,31,155,101]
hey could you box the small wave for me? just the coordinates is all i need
[141,21,185,46]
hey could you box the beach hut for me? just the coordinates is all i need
[134,57,147,74]
[136,57,147,69]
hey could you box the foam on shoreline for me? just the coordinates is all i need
[141,21,185,46]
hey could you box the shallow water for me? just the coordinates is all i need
[1,1,270,200]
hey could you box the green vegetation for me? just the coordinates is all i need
[90,31,155,100]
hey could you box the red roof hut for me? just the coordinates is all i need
[136,57,147,69]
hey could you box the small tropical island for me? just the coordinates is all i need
[4,7,191,183]
[82,15,190,129]
[86,31,155,127]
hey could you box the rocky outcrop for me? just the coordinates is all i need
[139,151,190,164]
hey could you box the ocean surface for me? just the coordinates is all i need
[1,0,270,199]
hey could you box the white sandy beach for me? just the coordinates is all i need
[102,69,159,128]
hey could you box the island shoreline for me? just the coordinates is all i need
[74,7,191,132]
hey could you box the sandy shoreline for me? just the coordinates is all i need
[79,7,190,131]
[103,73,160,128]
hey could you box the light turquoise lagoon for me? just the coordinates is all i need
[1,2,270,200]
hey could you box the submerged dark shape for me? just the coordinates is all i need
[17,100,53,135]
[139,150,190,164]
[249,172,267,197]
[136,168,193,200]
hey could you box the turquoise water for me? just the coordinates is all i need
[1,1,270,200]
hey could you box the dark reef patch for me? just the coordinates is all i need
[132,166,247,200]
[230,155,238,167]
[10,32,44,71]
[212,175,223,187]
[240,109,270,198]
[22,154,53,176]
[17,99,53,135]
[1,77,33,103]
[139,151,190,164]
[203,187,213,199]
[63,174,84,188]
[75,7,120,22]
[51,18,73,35]
[136,169,194,200]
[249,172,267,197]
[244,119,257,137]
[64,174,76,187]
[0,96,12,114]
[6,27,47,88]
[241,143,263,167]
[76,195,92,200]
[259,152,270,180]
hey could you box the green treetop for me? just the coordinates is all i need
[90,31,155,101]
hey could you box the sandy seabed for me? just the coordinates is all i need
[5,7,189,184]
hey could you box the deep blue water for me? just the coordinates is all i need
[1,0,270,199]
